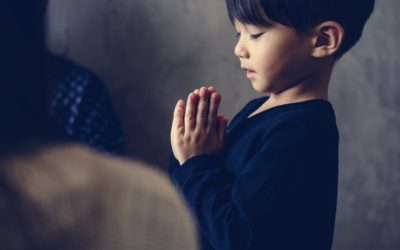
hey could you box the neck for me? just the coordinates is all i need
[265,63,333,110]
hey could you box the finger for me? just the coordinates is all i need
[185,93,199,132]
[217,116,228,142]
[208,92,221,131]
[196,87,210,130]
[208,86,216,94]
[172,100,185,137]
[194,89,200,95]
[216,115,224,141]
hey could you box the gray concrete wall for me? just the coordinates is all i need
[47,0,400,249]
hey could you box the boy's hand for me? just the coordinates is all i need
[171,87,228,166]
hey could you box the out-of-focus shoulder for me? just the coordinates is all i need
[1,144,184,207]
[0,144,197,250]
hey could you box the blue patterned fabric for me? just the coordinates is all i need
[48,53,125,155]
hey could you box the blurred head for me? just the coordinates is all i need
[0,0,52,153]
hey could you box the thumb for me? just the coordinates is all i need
[171,100,185,138]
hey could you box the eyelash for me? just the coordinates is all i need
[235,32,264,40]
[250,32,264,40]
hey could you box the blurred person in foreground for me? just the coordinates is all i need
[0,1,197,249]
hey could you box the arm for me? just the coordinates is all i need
[171,128,318,249]
[170,89,336,249]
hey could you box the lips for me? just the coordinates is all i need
[241,66,256,79]
[241,66,256,74]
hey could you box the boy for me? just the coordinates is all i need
[170,0,375,249]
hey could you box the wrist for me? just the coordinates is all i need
[179,152,220,166]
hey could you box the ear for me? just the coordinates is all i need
[310,21,344,58]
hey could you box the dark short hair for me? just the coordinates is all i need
[226,0,375,58]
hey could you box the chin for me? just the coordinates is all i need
[251,80,274,94]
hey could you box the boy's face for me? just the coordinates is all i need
[234,20,314,94]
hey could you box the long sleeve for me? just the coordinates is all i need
[169,123,337,250]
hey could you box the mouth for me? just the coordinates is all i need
[241,67,257,79]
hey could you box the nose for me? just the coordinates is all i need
[234,38,249,59]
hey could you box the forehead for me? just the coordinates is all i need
[233,20,245,30]
[233,14,276,31]
[233,20,260,31]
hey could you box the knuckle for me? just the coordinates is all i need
[194,136,202,144]
[183,134,191,144]
[193,131,202,143]
[177,139,185,147]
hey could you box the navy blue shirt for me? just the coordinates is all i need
[48,54,125,155]
[169,97,339,250]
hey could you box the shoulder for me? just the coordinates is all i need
[49,53,105,93]
[268,100,337,136]
[0,145,197,249]
[49,53,95,79]
[246,100,338,153]
[3,144,183,205]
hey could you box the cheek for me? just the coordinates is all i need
[254,37,289,68]
[256,46,306,89]
[255,46,289,79]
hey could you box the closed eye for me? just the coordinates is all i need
[250,32,264,40]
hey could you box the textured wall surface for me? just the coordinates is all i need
[47,0,400,249]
